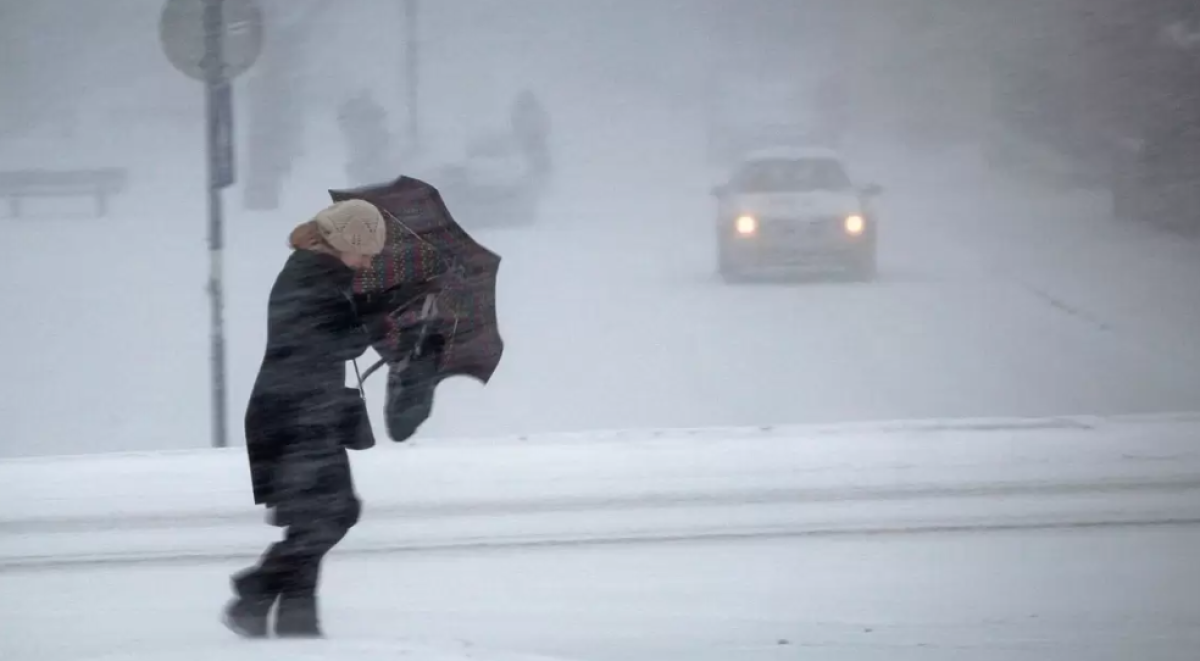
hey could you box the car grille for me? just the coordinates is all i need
[759,216,841,240]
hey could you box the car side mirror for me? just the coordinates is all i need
[861,183,884,197]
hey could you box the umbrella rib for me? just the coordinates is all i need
[382,207,434,249]
[380,206,462,277]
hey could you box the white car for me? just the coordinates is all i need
[435,132,541,227]
[711,147,882,281]
[461,132,532,190]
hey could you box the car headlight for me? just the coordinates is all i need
[735,214,757,235]
[844,214,866,235]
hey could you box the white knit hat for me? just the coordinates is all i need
[314,199,387,256]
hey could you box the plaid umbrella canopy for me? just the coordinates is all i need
[329,176,504,384]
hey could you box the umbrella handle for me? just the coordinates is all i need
[388,292,438,344]
[361,293,440,385]
[407,294,440,360]
[357,328,429,384]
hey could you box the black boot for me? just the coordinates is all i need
[222,567,279,638]
[275,593,323,638]
[274,561,323,638]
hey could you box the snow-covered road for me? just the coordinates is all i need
[4,413,1198,566]
[5,127,1200,454]
[469,159,1200,436]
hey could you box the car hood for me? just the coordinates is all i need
[726,191,862,218]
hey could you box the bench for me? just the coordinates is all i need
[0,168,129,218]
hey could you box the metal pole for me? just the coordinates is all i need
[405,0,420,154]
[203,0,229,448]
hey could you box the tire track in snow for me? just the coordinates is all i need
[1017,281,1113,332]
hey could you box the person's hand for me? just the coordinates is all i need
[361,315,393,345]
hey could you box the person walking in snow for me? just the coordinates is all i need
[338,91,396,186]
[223,199,387,639]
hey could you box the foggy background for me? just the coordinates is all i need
[2,0,1199,457]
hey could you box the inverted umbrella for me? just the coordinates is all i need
[329,175,504,385]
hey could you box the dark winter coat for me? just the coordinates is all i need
[244,249,373,506]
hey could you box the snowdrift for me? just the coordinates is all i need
[2,413,1199,568]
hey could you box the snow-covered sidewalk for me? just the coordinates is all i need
[3,413,1198,567]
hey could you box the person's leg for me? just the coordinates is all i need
[224,408,288,639]
[224,435,360,638]
[269,502,357,637]
[223,502,313,638]
[267,449,361,637]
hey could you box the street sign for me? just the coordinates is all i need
[159,0,264,82]
[160,0,263,448]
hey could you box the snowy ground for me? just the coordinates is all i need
[3,412,1200,565]
[5,527,1198,661]
[2,417,1199,661]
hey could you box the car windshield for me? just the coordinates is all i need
[732,158,853,193]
